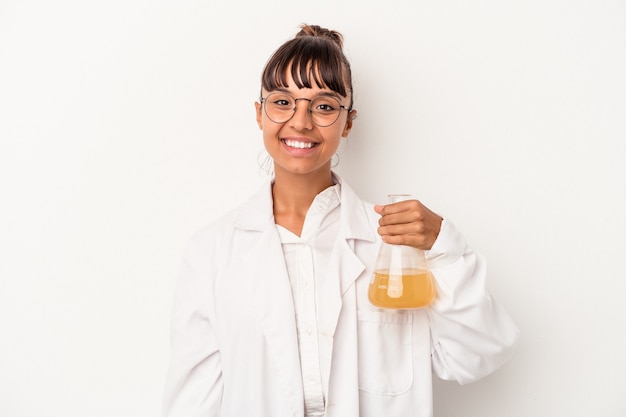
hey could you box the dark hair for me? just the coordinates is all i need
[261,24,354,110]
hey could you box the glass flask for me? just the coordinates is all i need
[368,194,437,309]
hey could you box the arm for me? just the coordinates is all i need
[375,201,519,384]
[162,236,223,416]
[425,219,519,384]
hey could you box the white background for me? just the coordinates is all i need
[1,0,625,416]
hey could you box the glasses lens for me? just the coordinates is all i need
[263,93,295,124]
[262,93,345,126]
[310,96,342,127]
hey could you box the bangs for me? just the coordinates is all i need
[261,38,350,100]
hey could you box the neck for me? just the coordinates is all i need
[271,169,335,235]
[273,170,334,211]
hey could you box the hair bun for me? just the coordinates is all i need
[296,24,344,49]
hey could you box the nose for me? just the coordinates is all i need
[289,98,314,130]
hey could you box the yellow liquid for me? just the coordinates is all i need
[368,268,436,309]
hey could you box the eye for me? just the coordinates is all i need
[274,99,291,107]
[317,103,335,112]
[267,94,294,108]
[312,97,340,113]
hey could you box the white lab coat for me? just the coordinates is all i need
[162,175,519,417]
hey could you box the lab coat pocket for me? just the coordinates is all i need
[357,310,413,395]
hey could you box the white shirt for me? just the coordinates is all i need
[276,184,341,417]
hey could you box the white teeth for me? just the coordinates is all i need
[284,139,315,149]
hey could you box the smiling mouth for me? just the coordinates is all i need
[282,139,319,149]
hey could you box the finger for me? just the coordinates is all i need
[380,232,432,249]
[378,207,425,227]
[379,212,423,228]
[379,199,421,216]
[378,222,426,238]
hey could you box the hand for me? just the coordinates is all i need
[374,199,443,250]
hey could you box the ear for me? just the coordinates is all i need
[341,110,357,137]
[255,101,263,130]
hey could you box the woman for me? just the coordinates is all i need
[162,24,519,417]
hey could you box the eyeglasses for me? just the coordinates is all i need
[260,92,349,127]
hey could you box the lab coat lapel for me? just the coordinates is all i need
[335,176,378,295]
[318,237,364,416]
[319,176,379,412]
[233,182,304,416]
[318,176,377,354]
[319,238,365,339]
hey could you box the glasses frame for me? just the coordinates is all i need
[260,92,349,127]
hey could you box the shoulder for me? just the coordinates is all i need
[190,209,239,243]
[180,209,239,269]
[187,180,274,249]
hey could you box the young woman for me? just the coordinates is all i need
[162,24,519,417]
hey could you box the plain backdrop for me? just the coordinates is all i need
[1,0,625,416]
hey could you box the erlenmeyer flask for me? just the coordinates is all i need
[368,194,437,309]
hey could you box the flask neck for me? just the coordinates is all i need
[388,194,412,204]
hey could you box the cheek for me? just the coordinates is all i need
[262,126,282,152]
[329,125,347,144]
[261,120,281,139]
